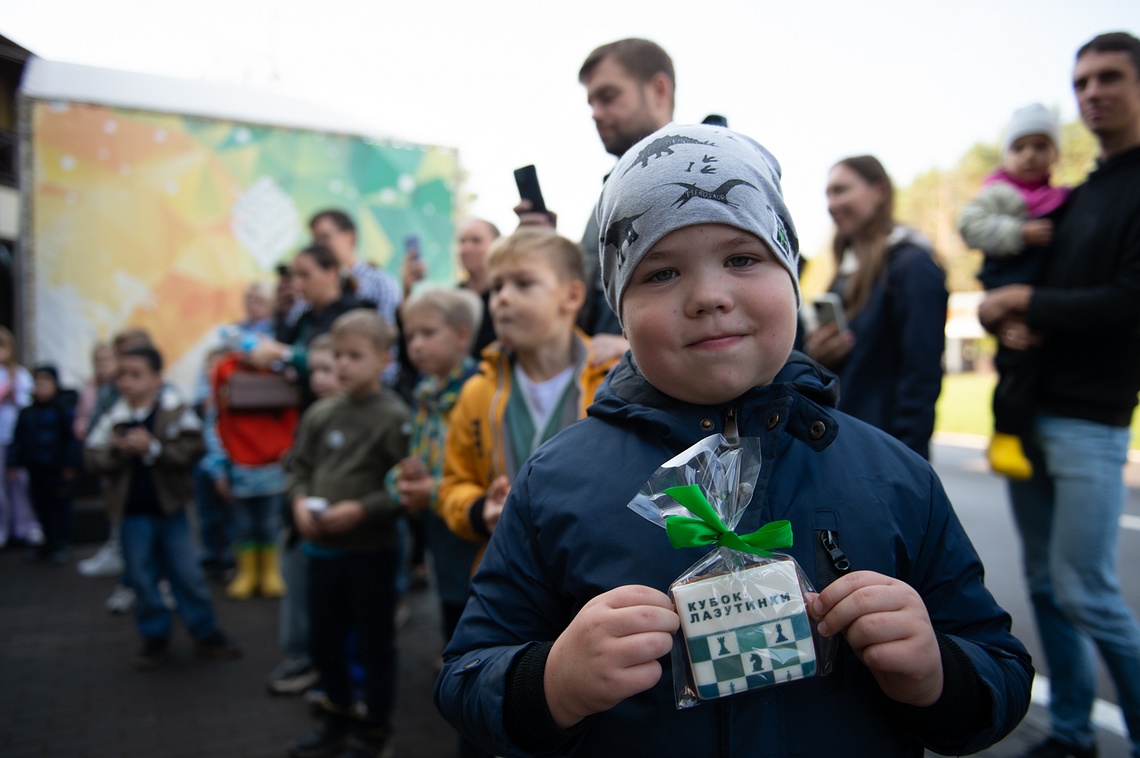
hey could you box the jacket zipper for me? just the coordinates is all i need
[818,529,851,578]
[722,404,739,439]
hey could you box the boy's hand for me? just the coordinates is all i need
[482,475,510,533]
[810,570,943,707]
[292,497,321,541]
[319,500,366,534]
[397,476,433,514]
[119,427,154,456]
[397,457,432,513]
[545,585,679,729]
[1022,219,1053,247]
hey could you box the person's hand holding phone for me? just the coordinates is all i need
[514,165,557,229]
[402,234,426,296]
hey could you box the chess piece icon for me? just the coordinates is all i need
[750,653,763,672]
[775,623,788,643]
[717,636,730,656]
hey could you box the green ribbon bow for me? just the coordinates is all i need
[663,484,792,558]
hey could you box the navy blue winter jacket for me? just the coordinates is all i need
[832,231,948,460]
[435,352,1031,757]
[7,399,81,473]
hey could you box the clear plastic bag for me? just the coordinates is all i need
[628,434,836,708]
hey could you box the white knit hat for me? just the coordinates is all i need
[1003,103,1061,154]
[597,123,799,326]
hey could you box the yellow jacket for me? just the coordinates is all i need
[439,329,616,564]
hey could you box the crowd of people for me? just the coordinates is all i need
[1,29,1138,758]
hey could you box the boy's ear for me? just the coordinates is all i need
[456,324,474,349]
[562,279,587,316]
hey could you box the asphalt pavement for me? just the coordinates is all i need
[1,439,1137,757]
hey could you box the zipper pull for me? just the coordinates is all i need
[819,530,851,573]
[723,405,739,440]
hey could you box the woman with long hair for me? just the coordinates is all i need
[804,155,948,459]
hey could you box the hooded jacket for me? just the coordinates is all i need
[435,352,1031,758]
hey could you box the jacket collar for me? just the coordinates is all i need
[589,350,840,451]
[104,385,183,426]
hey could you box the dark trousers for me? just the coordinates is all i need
[27,468,73,553]
[992,344,1039,437]
[308,548,399,726]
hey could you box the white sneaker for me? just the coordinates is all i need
[105,583,136,615]
[79,542,124,578]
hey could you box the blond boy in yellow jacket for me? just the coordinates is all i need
[439,229,618,567]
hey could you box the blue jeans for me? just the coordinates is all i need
[231,493,283,546]
[279,531,310,659]
[1009,414,1140,753]
[121,511,220,641]
[193,465,233,567]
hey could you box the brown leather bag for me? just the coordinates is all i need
[222,369,300,411]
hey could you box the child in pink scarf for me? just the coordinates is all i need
[957,103,1070,481]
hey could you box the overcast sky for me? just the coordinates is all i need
[2,0,1137,256]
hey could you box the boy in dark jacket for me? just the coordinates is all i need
[7,365,81,562]
[435,124,1033,757]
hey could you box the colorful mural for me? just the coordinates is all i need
[29,100,457,391]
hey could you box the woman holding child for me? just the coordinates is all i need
[803,155,948,459]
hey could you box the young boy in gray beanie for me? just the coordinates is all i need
[957,103,1070,481]
[436,123,1031,757]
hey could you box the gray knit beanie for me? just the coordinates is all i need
[597,123,799,326]
[1002,103,1061,155]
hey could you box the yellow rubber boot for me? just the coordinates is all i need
[258,545,286,598]
[988,433,1033,481]
[226,548,260,600]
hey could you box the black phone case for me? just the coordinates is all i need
[514,165,547,214]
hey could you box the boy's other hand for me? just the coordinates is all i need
[483,475,510,533]
[397,475,432,514]
[320,500,366,534]
[545,584,679,729]
[119,427,154,456]
[292,497,321,541]
[1022,219,1053,247]
[810,570,943,707]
